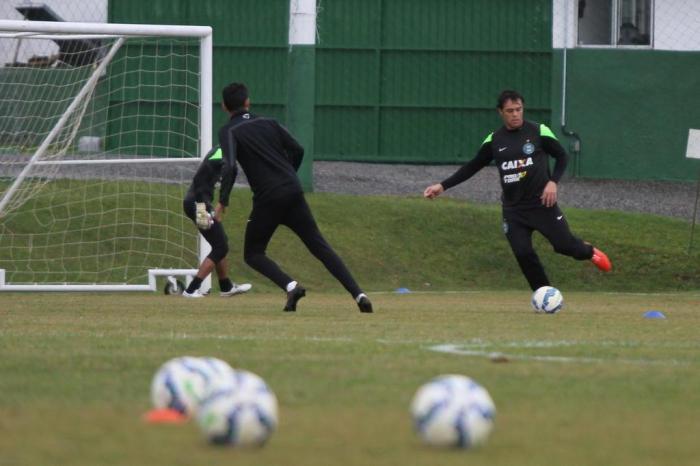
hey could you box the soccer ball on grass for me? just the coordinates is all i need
[196,369,279,447]
[150,356,235,416]
[410,374,496,448]
[531,286,564,314]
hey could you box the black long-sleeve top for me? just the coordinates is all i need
[218,111,304,203]
[186,145,236,206]
[441,121,568,208]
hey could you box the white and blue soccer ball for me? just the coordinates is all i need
[196,370,278,447]
[531,286,564,314]
[150,356,235,416]
[410,375,496,448]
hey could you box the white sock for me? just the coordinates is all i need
[355,293,367,303]
[286,281,298,292]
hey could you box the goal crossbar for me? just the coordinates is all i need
[32,158,203,166]
[0,19,213,161]
[0,20,212,38]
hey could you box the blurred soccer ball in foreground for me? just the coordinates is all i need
[150,356,235,415]
[196,370,278,447]
[410,374,496,448]
[531,286,564,314]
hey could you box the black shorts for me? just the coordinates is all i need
[503,204,591,260]
[182,197,228,255]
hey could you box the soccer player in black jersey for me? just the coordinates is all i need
[424,90,611,291]
[218,82,372,313]
[182,146,252,298]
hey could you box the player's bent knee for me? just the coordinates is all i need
[243,249,261,266]
[208,244,228,263]
[552,242,589,260]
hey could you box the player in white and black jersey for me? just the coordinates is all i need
[424,90,612,290]
[218,82,372,313]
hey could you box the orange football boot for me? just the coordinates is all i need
[591,247,612,272]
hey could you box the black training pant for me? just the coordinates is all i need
[243,192,362,297]
[183,197,229,263]
[503,204,593,291]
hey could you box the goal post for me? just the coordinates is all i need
[0,20,213,292]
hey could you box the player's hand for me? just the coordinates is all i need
[214,203,225,222]
[423,183,444,199]
[195,202,213,230]
[540,181,558,207]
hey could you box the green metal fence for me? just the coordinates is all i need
[109,0,554,164]
[316,0,553,163]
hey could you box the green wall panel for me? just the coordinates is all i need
[379,51,551,109]
[316,50,378,106]
[109,0,288,45]
[213,47,288,104]
[380,0,550,51]
[104,101,199,158]
[555,49,700,182]
[110,0,554,164]
[317,0,380,47]
[315,107,378,159]
[316,0,553,164]
[377,108,550,163]
[109,0,290,152]
[378,109,491,162]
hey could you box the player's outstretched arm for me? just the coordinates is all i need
[423,183,445,199]
[433,145,493,197]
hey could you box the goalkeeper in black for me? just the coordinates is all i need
[424,90,611,291]
[182,146,252,298]
[218,82,372,313]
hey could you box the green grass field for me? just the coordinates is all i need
[2,186,700,464]
[1,291,699,466]
[2,185,699,292]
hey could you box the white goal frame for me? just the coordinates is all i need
[0,20,213,292]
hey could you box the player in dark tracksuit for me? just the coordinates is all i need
[424,90,611,290]
[218,82,373,313]
[182,146,252,298]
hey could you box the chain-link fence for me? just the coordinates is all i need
[2,0,700,182]
[0,0,107,67]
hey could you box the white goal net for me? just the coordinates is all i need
[0,20,212,291]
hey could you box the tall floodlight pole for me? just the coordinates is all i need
[287,0,316,192]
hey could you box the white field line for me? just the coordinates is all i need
[371,290,484,295]
[5,329,698,349]
[425,338,700,349]
[370,290,700,297]
[1,329,695,366]
[428,343,692,367]
[0,330,355,343]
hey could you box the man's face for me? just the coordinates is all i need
[498,98,524,130]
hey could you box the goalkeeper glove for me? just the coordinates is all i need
[195,202,213,230]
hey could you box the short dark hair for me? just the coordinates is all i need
[222,82,249,111]
[497,90,524,109]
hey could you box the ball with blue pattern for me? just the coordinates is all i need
[196,370,278,447]
[410,375,496,448]
[150,356,236,416]
[531,286,564,314]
